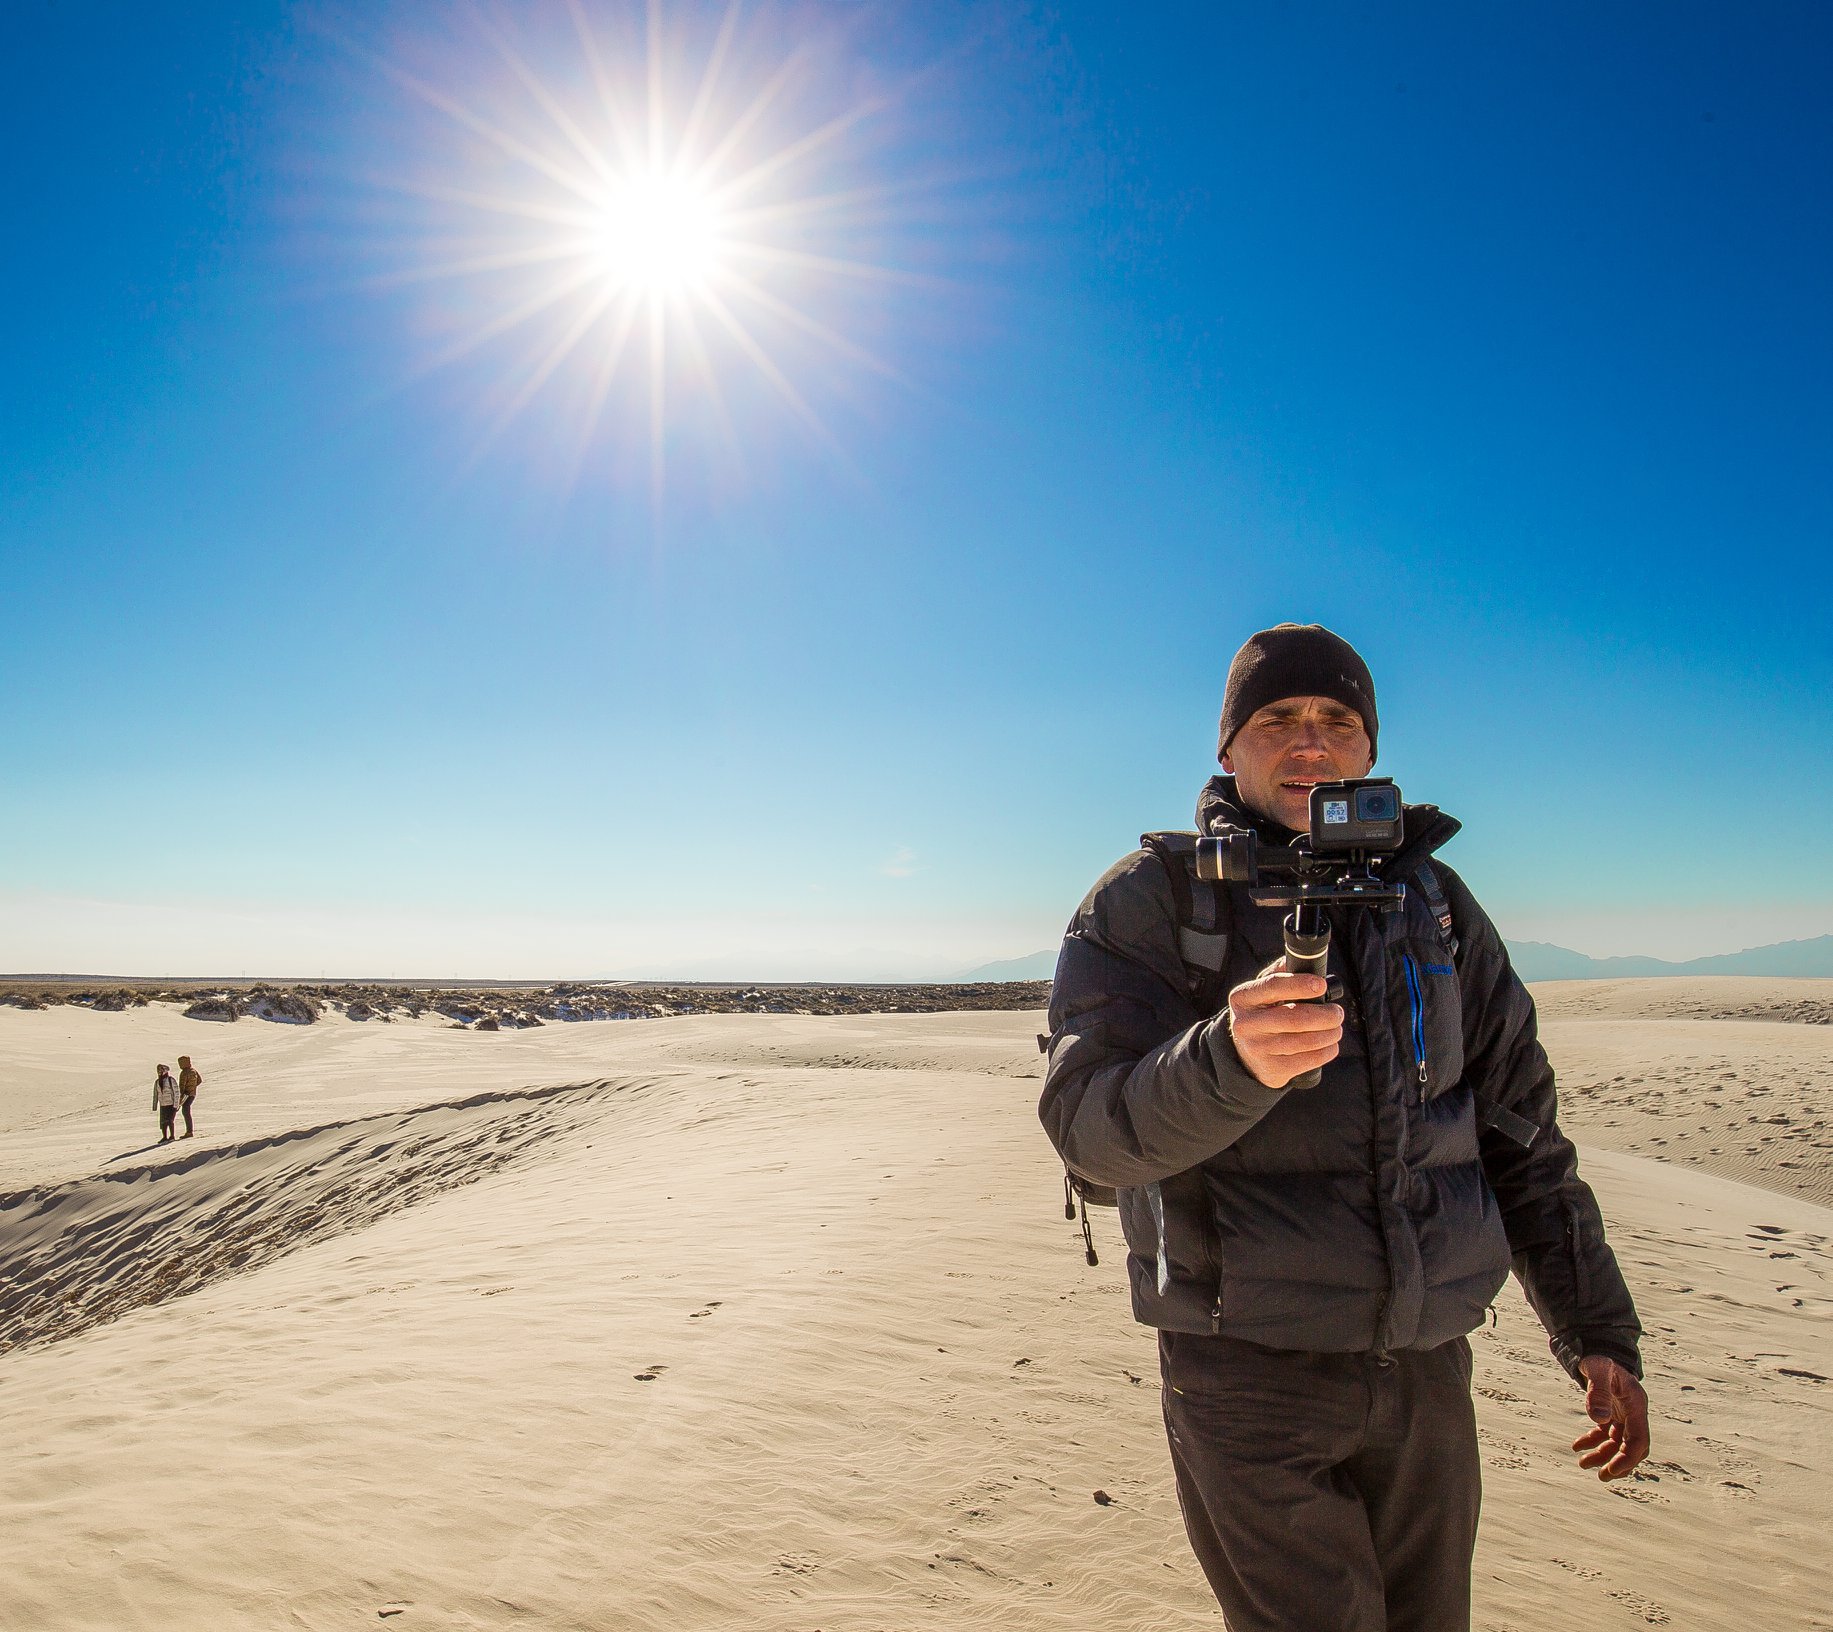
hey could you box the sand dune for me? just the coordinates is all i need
[1,1080,636,1355]
[1532,976,1833,1026]
[1538,983,1833,1208]
[1,986,1829,1629]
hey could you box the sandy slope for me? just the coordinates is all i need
[0,1004,734,1192]
[1,988,1830,1630]
[1536,980,1833,1208]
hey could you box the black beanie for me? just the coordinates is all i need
[1216,624,1378,762]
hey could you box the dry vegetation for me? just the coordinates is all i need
[0,978,1052,1029]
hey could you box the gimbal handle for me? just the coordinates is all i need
[1281,908,1332,1092]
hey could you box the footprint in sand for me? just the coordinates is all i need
[633,1364,669,1381]
[1609,1483,1666,1504]
[688,1301,724,1320]
[1694,1434,1759,1480]
[1476,1385,1529,1406]
[1606,1587,1671,1624]
[1553,1558,1671,1624]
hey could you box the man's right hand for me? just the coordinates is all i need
[1226,971,1344,1089]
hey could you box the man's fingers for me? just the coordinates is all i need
[1234,1033,1344,1069]
[1605,1388,1652,1480]
[1621,1400,1651,1467]
[1261,1047,1341,1077]
[1228,1015,1343,1082]
[1230,999,1343,1037]
[1569,1422,1613,1459]
[1226,973,1346,1090]
[1231,972,1329,1009]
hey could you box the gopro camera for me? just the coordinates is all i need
[1309,777,1403,854]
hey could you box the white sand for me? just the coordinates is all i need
[1,986,1829,1629]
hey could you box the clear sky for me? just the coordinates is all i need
[2,1,1829,980]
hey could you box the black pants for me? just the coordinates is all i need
[181,1095,195,1136]
[1159,1330,1480,1632]
[159,1106,177,1139]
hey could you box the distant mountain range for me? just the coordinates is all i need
[1503,934,1833,981]
[958,935,1833,985]
[958,951,1058,982]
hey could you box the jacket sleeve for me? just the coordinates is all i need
[1037,849,1286,1188]
[1438,863,1644,1381]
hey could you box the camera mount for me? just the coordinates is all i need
[1194,778,1409,1090]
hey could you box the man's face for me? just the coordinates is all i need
[1222,695,1374,833]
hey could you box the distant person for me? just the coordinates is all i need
[177,1054,202,1138]
[153,1064,181,1143]
[1040,623,1648,1632]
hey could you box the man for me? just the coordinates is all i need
[1039,623,1647,1632]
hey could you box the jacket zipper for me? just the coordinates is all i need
[1210,1224,1225,1333]
[1207,1201,1226,1332]
[1564,1200,1591,1303]
[1402,953,1428,1085]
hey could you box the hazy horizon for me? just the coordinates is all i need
[7,927,1832,990]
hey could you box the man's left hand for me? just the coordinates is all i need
[1571,1355,1650,1480]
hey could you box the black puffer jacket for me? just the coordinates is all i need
[1039,777,1642,1380]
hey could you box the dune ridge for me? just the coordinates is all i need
[0,1079,644,1355]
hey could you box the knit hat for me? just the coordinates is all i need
[1216,623,1378,762]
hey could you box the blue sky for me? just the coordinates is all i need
[2,1,1828,979]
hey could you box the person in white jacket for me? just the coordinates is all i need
[153,1064,181,1143]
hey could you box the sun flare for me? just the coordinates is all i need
[364,2,919,498]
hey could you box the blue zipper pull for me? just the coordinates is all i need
[1403,953,1428,1084]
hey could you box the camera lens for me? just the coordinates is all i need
[1357,786,1398,821]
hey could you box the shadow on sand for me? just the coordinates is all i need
[107,1140,183,1164]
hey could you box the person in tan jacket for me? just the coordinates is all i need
[177,1055,203,1139]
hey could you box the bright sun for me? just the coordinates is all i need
[369,3,911,497]
[591,172,725,294]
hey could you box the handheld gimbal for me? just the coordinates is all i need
[1195,777,1409,1089]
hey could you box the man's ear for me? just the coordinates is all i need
[1220,752,1235,773]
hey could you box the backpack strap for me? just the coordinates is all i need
[1413,859,1537,1148]
[1410,860,1459,957]
[1141,831,1235,1014]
